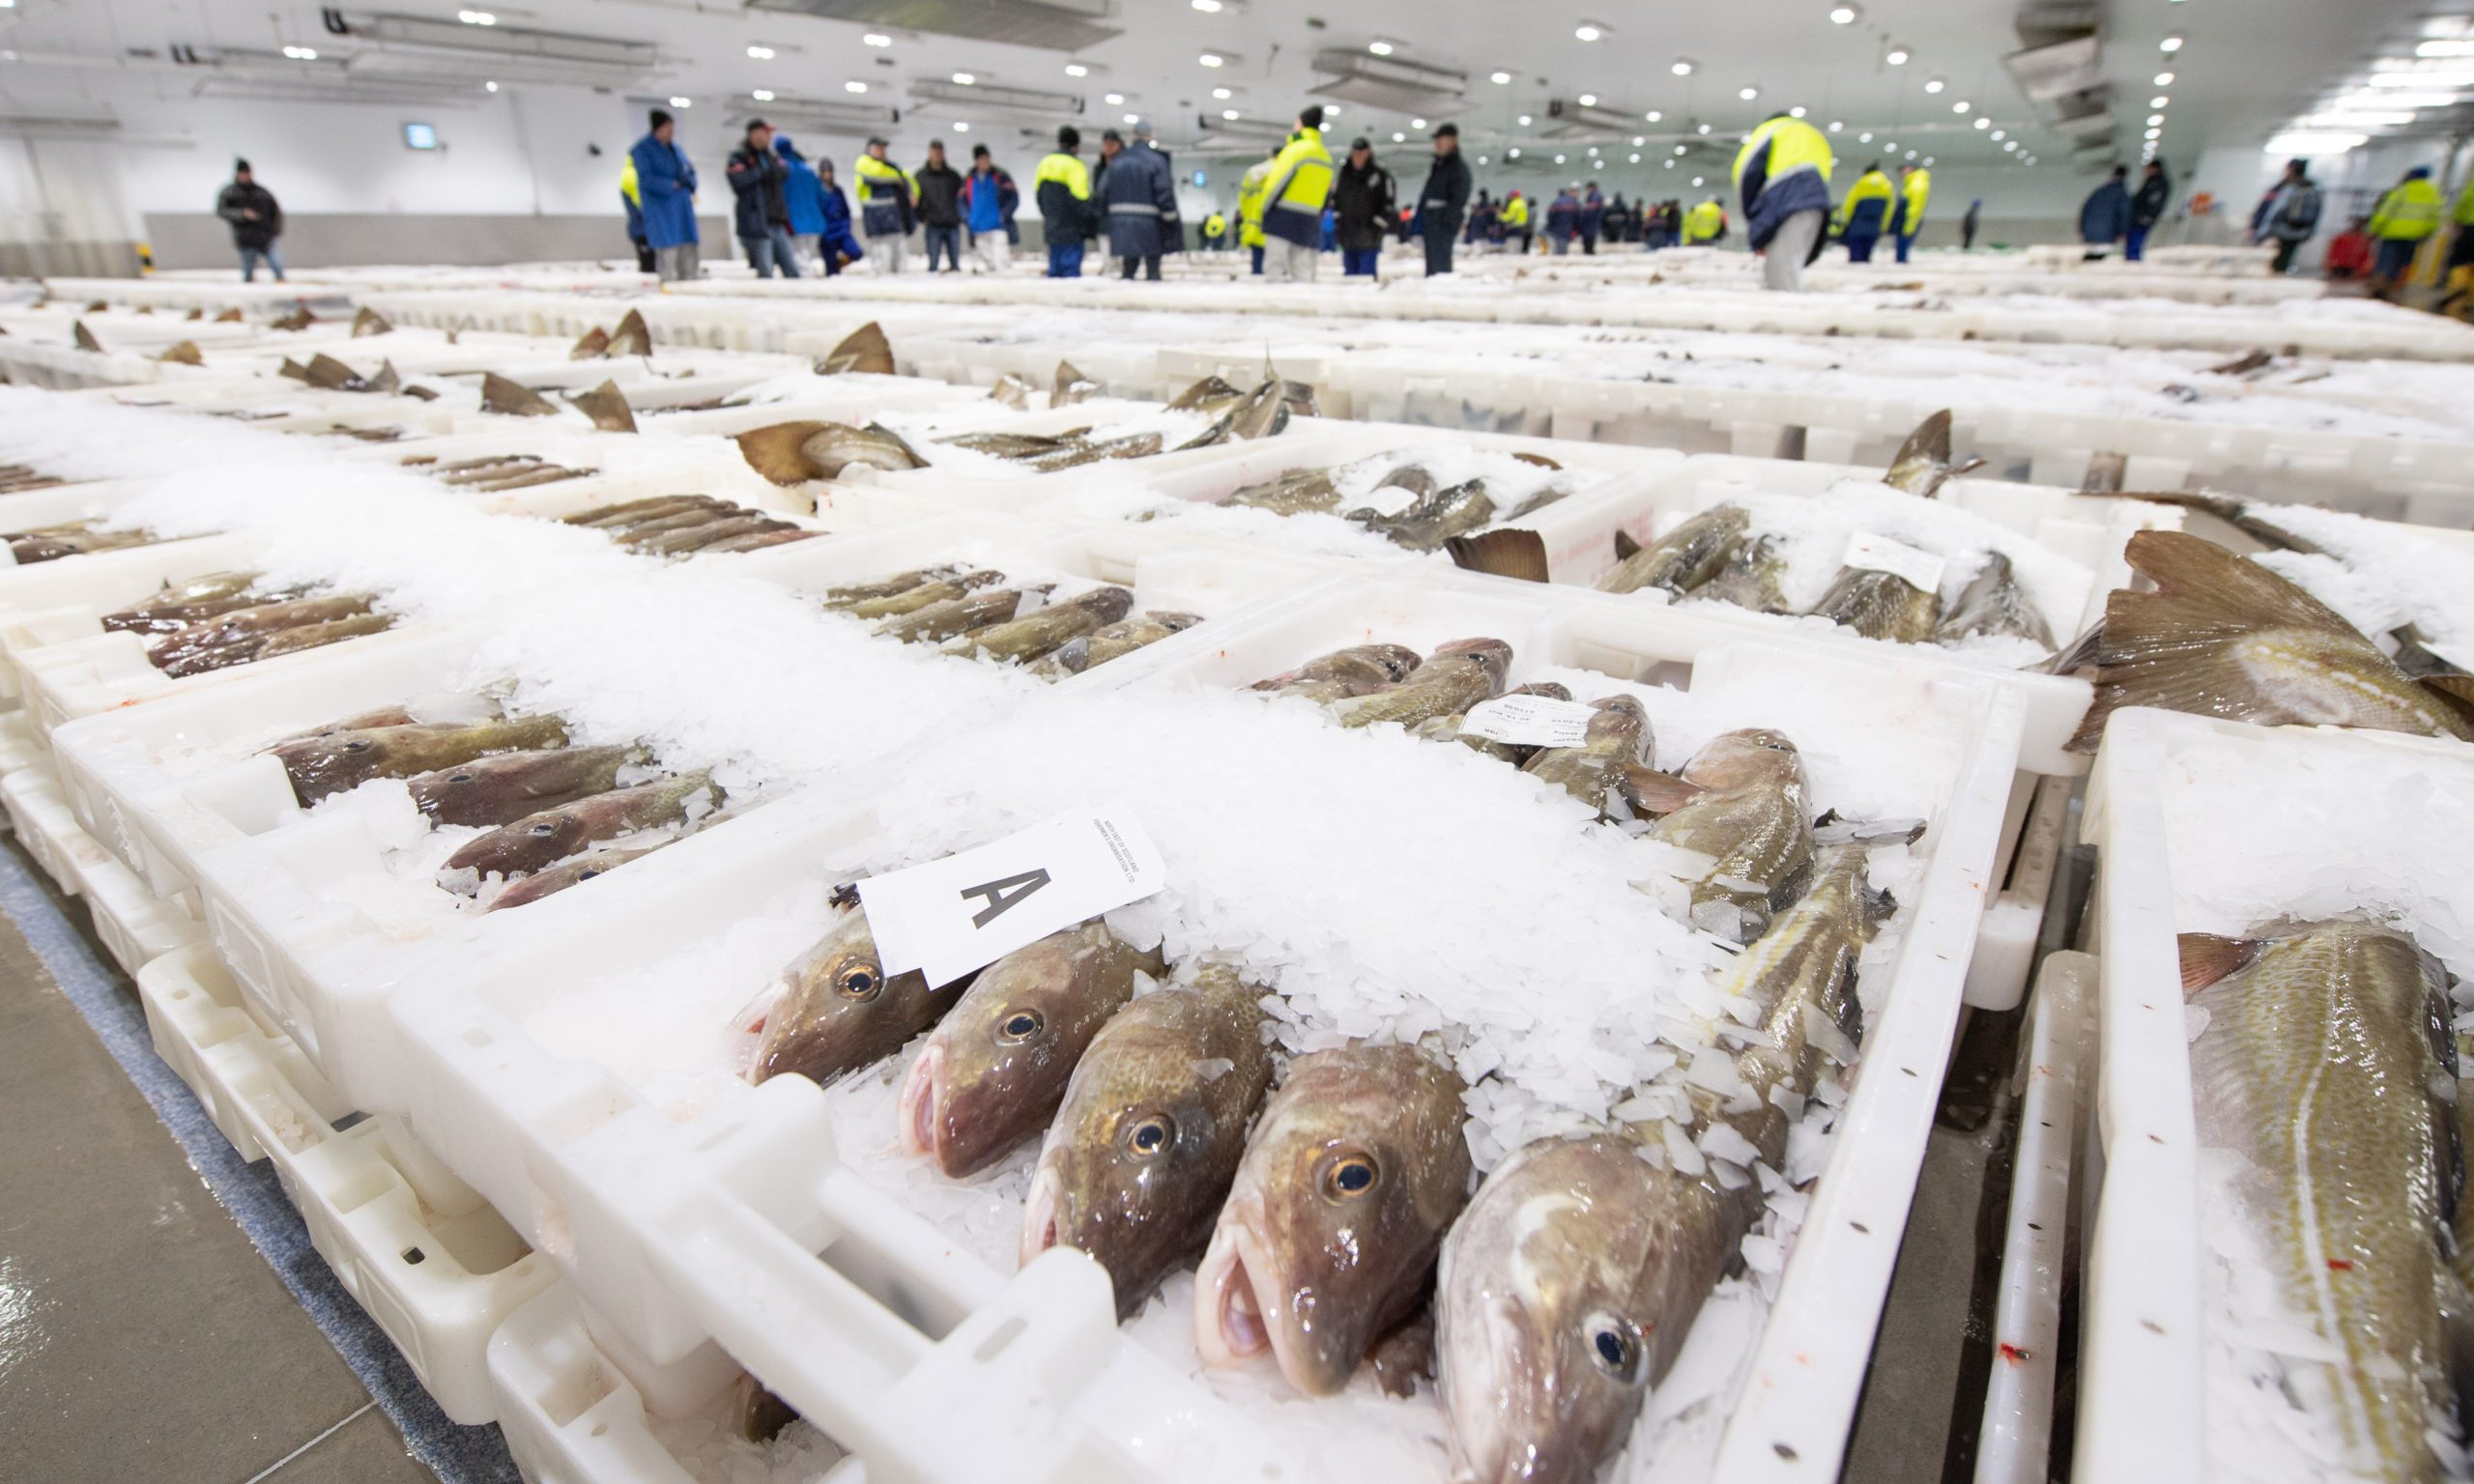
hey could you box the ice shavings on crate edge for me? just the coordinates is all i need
[2156,730,2474,1482]
[0,387,1046,788]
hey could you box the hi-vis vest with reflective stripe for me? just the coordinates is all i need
[2371,178,2444,241]
[1259,129,1334,246]
[1838,170,1894,232]
[1733,117,1834,199]
[1683,200,1724,242]
[1902,168,1931,228]
[1502,196,1530,228]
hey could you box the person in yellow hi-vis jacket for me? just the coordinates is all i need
[1258,105,1335,282]
[2368,166,2442,293]
[1835,162,1895,263]
[1237,146,1277,274]
[1682,197,1726,244]
[1033,126,1093,278]
[1732,113,1834,291]
[1893,161,1930,264]
[851,136,916,275]
[1500,190,1531,253]
[618,157,652,272]
[2446,175,2474,316]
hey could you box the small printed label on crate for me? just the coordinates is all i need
[1841,531,1946,596]
[859,803,1167,987]
[1460,693,1600,748]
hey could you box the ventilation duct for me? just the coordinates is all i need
[705,94,901,131]
[1308,49,1468,111]
[1187,114,1295,157]
[167,41,488,104]
[2015,0,2102,50]
[2004,33,2102,101]
[2006,0,2111,154]
[742,0,1122,52]
[907,78,1084,118]
[319,9,662,86]
[1539,99,1647,141]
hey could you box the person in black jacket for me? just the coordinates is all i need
[915,140,965,272]
[2127,160,2172,263]
[1333,137,1395,277]
[1418,123,1473,276]
[726,120,800,278]
[216,159,285,282]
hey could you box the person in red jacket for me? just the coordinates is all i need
[2323,216,2373,280]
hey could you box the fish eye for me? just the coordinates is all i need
[997,1009,1043,1044]
[1318,1150,1380,1202]
[528,822,556,836]
[578,868,602,881]
[447,772,474,783]
[343,739,371,752]
[1121,1114,1174,1157]
[1582,1310,1647,1384]
[836,964,880,1000]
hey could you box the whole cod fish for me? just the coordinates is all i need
[1333,638,1512,729]
[751,908,971,1088]
[1021,964,1275,1319]
[267,714,568,805]
[1594,507,1749,596]
[1627,728,1816,943]
[442,770,715,882]
[1436,842,1888,1484]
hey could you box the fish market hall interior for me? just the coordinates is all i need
[7,0,2474,1480]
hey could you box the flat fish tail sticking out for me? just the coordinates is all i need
[2064,529,2474,754]
[1883,408,1983,498]
[1447,528,1552,584]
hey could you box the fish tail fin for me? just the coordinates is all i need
[733,420,830,485]
[2175,932,2257,996]
[1812,810,1928,847]
[566,380,638,434]
[2425,674,2474,729]
[2066,529,2394,753]
[1613,528,1643,562]
[1886,409,1954,495]
[1446,528,1550,584]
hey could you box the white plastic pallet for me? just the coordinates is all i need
[371,610,2020,1484]
[72,844,206,977]
[134,944,559,1426]
[1973,949,2096,1484]
[0,761,103,896]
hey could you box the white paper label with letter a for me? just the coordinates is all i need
[857,803,1167,988]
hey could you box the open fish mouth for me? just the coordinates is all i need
[1194,1202,1285,1371]
[1019,1165,1062,1268]
[894,1042,944,1161]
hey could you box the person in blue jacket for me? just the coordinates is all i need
[2080,165,2133,257]
[813,159,862,276]
[1099,125,1177,280]
[1546,187,1579,254]
[776,134,827,271]
[961,144,1015,272]
[1579,184,1605,254]
[628,107,700,281]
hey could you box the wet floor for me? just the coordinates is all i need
[0,842,438,1483]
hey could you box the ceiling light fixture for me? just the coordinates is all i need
[1193,0,1223,10]
[1575,21,1605,41]
[1212,86,1231,99]
[1697,123,1712,134]
[1632,134,1646,144]
[1392,130,1405,141]
[1629,152,1641,161]
[1509,147,1521,157]
[1884,43,1911,65]
[1829,120,1843,130]
[953,121,968,131]
[1671,57,1698,76]
[747,44,774,59]
[1991,128,2004,138]
[1952,100,1971,113]
[1924,76,1945,94]
[1224,109,1242,121]
[1644,109,1662,122]
[669,96,691,107]
[457,9,495,24]
[1790,105,1807,117]
[2147,112,2165,125]
[1105,92,1124,103]
[1065,63,1088,76]
[752,88,773,100]
[281,44,318,59]
[1124,112,1137,124]
[484,79,498,91]
[1556,154,1567,163]
[2153,71,2174,85]
[863,32,892,46]
[2144,127,2161,139]
[2150,94,2169,107]
[1198,52,1223,67]
[1368,40,1395,55]
[1517,113,1533,125]
[1674,144,1687,155]
[2264,129,2365,156]
[1859,129,1873,141]
[1410,116,1424,127]
[1491,71,1512,84]
[1578,93,1597,105]
[1739,85,1760,100]
[845,80,868,93]
[953,71,975,85]
[1973,116,1989,129]
[2160,34,2183,52]
[1829,4,1859,23]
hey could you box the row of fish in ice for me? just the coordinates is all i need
[396,451,598,494]
[102,571,396,677]
[737,716,1890,1482]
[734,366,1312,487]
[559,494,819,556]
[0,462,69,496]
[818,564,1197,677]
[260,701,728,910]
[3,516,171,566]
[2180,920,2472,1483]
[1209,451,1575,553]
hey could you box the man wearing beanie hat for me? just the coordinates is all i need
[1332,135,1395,277]
[630,107,703,281]
[216,159,285,282]
[1258,103,1335,281]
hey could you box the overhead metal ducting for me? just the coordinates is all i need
[167,40,488,105]
[742,0,1122,52]
[2004,0,2114,157]
[319,9,663,87]
[908,78,1084,118]
[1186,113,1294,157]
[1308,49,1467,112]
[2004,33,2102,101]
[1539,100,1650,142]
[666,91,901,131]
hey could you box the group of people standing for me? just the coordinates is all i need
[624,107,1021,282]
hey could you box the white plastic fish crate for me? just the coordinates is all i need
[2071,709,2474,1483]
[363,609,2021,1484]
[72,843,206,977]
[131,944,557,1425]
[0,760,108,896]
[1973,949,2096,1484]
[46,528,1324,1112]
[0,531,261,705]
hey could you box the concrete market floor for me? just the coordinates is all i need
[0,817,2052,1484]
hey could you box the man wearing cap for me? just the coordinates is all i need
[216,158,285,282]
[1098,121,1177,280]
[726,119,800,279]
[960,144,1016,274]
[1033,126,1094,278]
[1259,105,1336,282]
[628,108,702,282]
[852,136,916,274]
[1333,136,1395,278]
